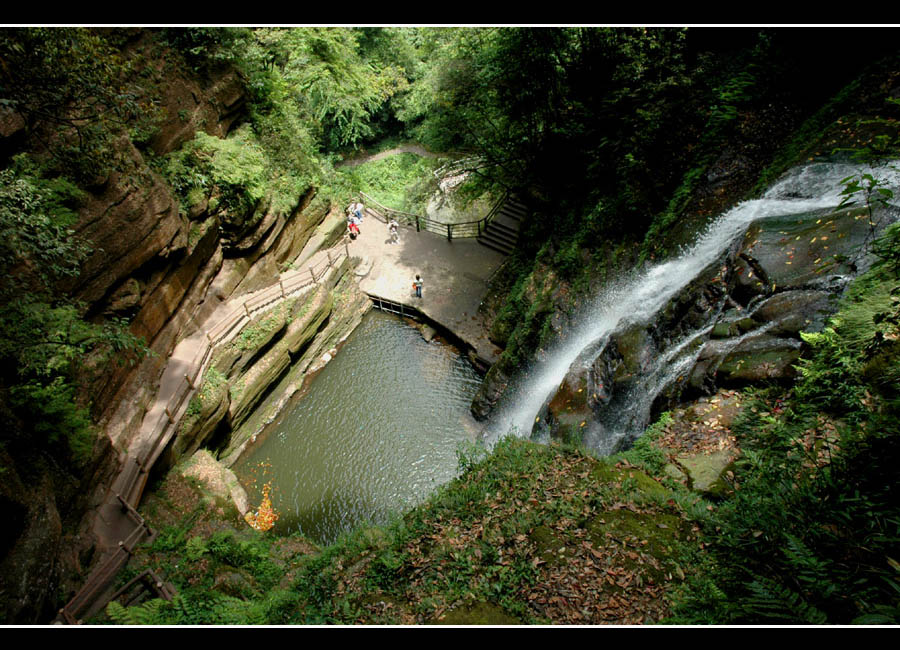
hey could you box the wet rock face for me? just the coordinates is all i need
[470,363,510,421]
[533,330,640,449]
[649,253,733,348]
[532,202,889,453]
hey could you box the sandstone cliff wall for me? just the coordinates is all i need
[0,34,336,623]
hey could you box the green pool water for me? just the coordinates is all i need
[233,309,483,545]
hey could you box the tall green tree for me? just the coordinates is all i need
[0,27,161,181]
[408,27,693,236]
[253,27,409,149]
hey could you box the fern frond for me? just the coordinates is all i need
[106,598,169,625]
[743,575,828,624]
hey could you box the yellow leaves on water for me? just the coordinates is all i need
[245,481,279,532]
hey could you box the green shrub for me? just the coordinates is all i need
[672,231,900,624]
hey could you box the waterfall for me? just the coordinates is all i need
[481,160,900,451]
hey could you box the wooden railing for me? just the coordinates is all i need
[368,294,424,321]
[59,496,158,624]
[58,239,353,624]
[358,190,507,241]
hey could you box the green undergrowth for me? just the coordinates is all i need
[164,126,312,222]
[105,436,702,625]
[180,368,228,435]
[666,227,900,625]
[333,151,444,215]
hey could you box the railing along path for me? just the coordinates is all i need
[58,241,351,624]
[359,190,506,241]
[61,185,513,623]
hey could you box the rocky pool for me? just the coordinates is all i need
[233,308,483,545]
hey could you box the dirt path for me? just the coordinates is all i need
[335,142,449,168]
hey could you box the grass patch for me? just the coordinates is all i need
[334,152,443,214]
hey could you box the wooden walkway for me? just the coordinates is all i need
[57,242,351,624]
[57,191,527,623]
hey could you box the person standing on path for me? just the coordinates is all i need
[348,214,361,239]
[413,274,423,298]
[388,218,399,244]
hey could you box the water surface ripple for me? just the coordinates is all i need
[235,310,482,545]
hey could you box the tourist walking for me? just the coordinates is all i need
[413,274,423,298]
[388,218,399,244]
[348,215,361,240]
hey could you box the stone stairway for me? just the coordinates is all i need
[476,196,527,256]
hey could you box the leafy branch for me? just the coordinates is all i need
[837,169,897,259]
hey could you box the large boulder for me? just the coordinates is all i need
[178,450,250,517]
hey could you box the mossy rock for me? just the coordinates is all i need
[176,369,231,459]
[612,323,653,379]
[178,449,250,518]
[428,601,521,625]
[356,591,411,620]
[589,462,671,503]
[676,450,737,495]
[271,535,320,565]
[529,524,576,568]
[716,334,803,383]
[359,526,391,551]
[211,569,257,599]
[534,372,593,445]
[710,322,734,339]
[587,509,688,586]
[704,459,738,498]
[736,317,759,334]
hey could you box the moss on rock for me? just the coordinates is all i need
[429,601,521,625]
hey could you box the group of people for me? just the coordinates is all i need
[346,201,364,239]
[346,199,424,299]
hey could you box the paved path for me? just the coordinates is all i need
[351,209,506,365]
[64,199,507,622]
[334,142,447,168]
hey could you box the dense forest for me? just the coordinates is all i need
[1,26,899,625]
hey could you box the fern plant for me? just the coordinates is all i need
[106,599,169,625]
[742,574,828,625]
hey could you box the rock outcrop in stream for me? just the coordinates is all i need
[532,199,889,454]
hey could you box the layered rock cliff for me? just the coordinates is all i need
[0,33,337,623]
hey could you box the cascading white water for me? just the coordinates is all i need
[481,161,900,449]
